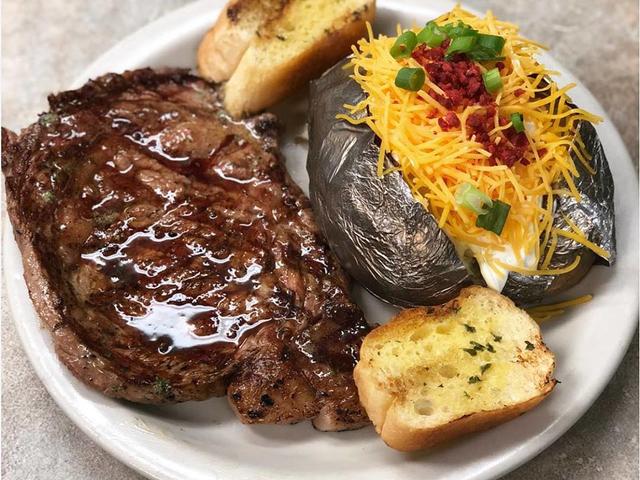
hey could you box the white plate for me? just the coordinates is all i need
[3,1,638,479]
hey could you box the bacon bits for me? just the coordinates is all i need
[438,111,460,131]
[466,108,529,167]
[412,43,493,110]
[412,42,529,166]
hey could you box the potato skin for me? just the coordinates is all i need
[307,60,616,307]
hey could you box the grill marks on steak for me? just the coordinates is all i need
[2,68,370,430]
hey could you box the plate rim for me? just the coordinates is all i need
[3,1,638,479]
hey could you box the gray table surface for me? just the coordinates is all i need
[1,1,638,479]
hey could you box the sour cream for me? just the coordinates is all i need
[453,240,538,293]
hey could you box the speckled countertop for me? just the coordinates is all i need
[1,1,638,479]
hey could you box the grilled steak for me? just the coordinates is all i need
[2,68,370,430]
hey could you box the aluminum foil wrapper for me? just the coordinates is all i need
[307,60,615,307]
[502,120,616,305]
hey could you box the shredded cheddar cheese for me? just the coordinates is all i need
[527,294,593,322]
[339,6,607,278]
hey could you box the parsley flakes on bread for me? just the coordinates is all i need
[354,286,556,452]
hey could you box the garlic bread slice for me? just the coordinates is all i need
[354,286,556,452]
[223,0,374,117]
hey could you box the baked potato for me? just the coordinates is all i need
[307,60,615,307]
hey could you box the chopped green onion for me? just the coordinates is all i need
[455,182,493,215]
[446,35,478,57]
[417,21,447,47]
[390,31,417,59]
[394,67,425,91]
[423,22,506,64]
[476,34,506,55]
[476,199,511,235]
[482,68,503,94]
[511,112,525,133]
[467,49,505,62]
[442,21,476,38]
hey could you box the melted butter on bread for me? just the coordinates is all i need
[354,286,556,452]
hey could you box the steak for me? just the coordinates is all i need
[2,68,370,430]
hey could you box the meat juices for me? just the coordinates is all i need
[2,69,370,431]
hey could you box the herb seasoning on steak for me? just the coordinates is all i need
[2,68,370,430]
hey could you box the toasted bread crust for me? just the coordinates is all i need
[354,286,557,452]
[197,0,290,83]
[353,363,393,431]
[376,383,554,452]
[223,2,374,117]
